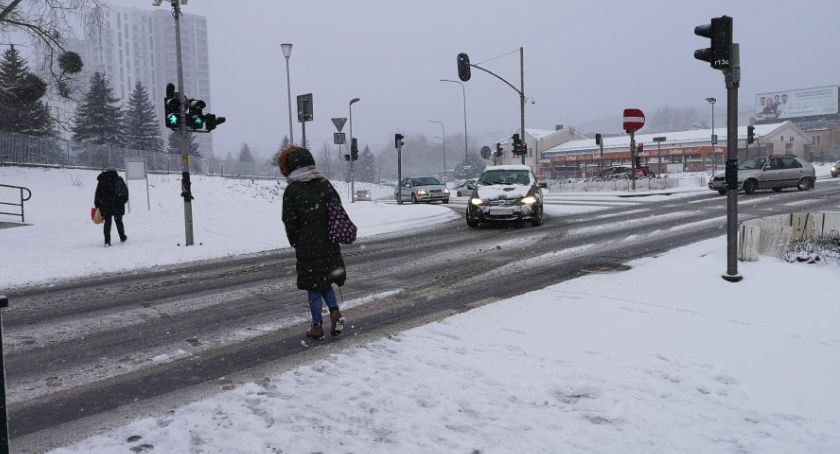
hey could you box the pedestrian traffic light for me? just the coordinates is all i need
[637,142,644,153]
[495,142,503,157]
[395,133,404,149]
[187,99,206,130]
[204,113,226,132]
[164,83,181,129]
[595,133,602,146]
[457,53,471,82]
[351,138,359,161]
[747,125,755,145]
[694,16,732,70]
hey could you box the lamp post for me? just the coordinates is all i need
[439,79,468,163]
[281,43,294,145]
[349,98,360,202]
[706,97,716,168]
[428,120,447,184]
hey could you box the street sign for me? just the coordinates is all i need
[622,108,645,132]
[480,145,491,159]
[297,93,313,122]
[333,132,346,145]
[711,134,718,145]
[653,136,666,143]
[463,166,472,170]
[331,117,347,132]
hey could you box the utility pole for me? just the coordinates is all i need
[170,0,193,246]
[395,134,404,205]
[520,47,526,166]
[723,43,741,282]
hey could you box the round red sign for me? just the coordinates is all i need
[623,108,645,132]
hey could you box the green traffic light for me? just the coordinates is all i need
[168,114,179,126]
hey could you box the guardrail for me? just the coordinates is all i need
[0,184,32,223]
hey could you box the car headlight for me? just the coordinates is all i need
[443,189,450,193]
[520,195,538,205]
[470,198,484,206]
[416,190,428,196]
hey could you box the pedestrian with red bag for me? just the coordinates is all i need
[279,146,355,339]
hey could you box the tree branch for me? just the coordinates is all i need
[0,0,26,24]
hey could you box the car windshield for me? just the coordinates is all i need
[739,158,766,170]
[412,177,440,186]
[479,170,531,186]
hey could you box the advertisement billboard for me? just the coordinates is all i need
[755,86,839,122]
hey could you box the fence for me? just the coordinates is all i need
[0,132,280,179]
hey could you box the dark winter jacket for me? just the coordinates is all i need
[281,149,347,292]
[94,169,129,217]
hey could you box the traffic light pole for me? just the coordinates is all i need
[397,141,403,206]
[520,46,526,166]
[629,132,636,190]
[722,43,742,283]
[172,0,194,246]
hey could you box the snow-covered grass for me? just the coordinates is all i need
[53,237,840,453]
[0,167,457,289]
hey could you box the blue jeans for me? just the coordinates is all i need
[308,287,339,326]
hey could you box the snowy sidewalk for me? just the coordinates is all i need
[53,237,840,453]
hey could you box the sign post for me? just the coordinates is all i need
[297,93,313,148]
[623,108,645,190]
[653,136,666,175]
[125,158,151,212]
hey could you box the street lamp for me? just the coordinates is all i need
[706,97,716,167]
[281,43,294,146]
[349,98,360,203]
[439,79,468,163]
[428,120,447,184]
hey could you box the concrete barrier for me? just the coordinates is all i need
[738,212,840,261]
[548,176,706,193]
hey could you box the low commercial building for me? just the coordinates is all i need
[487,126,589,168]
[539,121,809,180]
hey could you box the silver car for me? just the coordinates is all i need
[709,155,816,195]
[396,177,450,203]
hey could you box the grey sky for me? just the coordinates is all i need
[107,0,840,158]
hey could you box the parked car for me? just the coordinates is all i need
[708,155,816,195]
[831,162,839,178]
[466,165,545,228]
[455,178,477,197]
[592,165,655,181]
[395,176,450,203]
[353,189,371,201]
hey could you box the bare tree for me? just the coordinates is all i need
[1,0,102,96]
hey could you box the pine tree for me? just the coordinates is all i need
[239,143,255,163]
[358,146,377,182]
[0,45,53,135]
[454,152,487,179]
[71,72,124,146]
[122,81,163,153]
[167,130,200,156]
[281,135,290,150]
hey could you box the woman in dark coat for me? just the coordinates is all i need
[94,167,129,246]
[279,146,346,339]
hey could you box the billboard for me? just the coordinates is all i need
[755,85,839,122]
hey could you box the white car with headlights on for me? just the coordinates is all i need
[466,165,545,228]
[395,176,450,204]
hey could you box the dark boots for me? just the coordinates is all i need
[330,309,345,337]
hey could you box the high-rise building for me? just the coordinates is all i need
[68,3,213,155]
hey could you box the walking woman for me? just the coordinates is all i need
[279,146,346,339]
[94,167,129,246]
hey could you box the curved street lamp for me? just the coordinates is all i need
[281,43,294,145]
[439,79,468,163]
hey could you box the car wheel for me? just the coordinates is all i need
[743,179,757,195]
[466,212,479,228]
[717,189,727,196]
[797,177,814,191]
[772,187,783,193]
[443,199,450,204]
[530,206,544,227]
[411,194,418,204]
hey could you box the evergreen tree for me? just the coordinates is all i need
[271,136,290,166]
[358,145,377,182]
[71,72,124,146]
[0,45,53,135]
[239,143,255,163]
[167,130,200,156]
[122,81,163,153]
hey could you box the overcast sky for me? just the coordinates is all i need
[105,0,840,158]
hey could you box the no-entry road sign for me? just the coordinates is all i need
[623,108,645,132]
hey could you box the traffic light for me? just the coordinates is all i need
[694,16,732,70]
[595,133,602,146]
[637,142,644,154]
[747,125,755,145]
[204,113,226,132]
[495,142,503,157]
[164,83,181,129]
[511,133,522,156]
[635,156,642,168]
[457,53,471,82]
[395,133,404,149]
[187,99,206,130]
[351,138,359,161]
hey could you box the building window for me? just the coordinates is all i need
[812,136,822,146]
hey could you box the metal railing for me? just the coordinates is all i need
[0,184,31,223]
